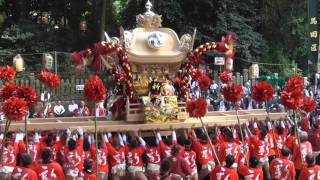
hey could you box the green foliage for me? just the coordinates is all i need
[0,0,309,77]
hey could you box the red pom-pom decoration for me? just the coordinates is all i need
[191,69,203,80]
[0,83,17,101]
[301,97,317,112]
[39,71,50,84]
[219,71,233,84]
[39,71,61,89]
[47,73,61,89]
[0,66,16,82]
[191,69,211,91]
[284,76,304,92]
[16,85,38,108]
[198,74,211,91]
[84,75,106,103]
[280,90,304,110]
[2,97,28,121]
[186,98,207,118]
[252,82,275,103]
[222,85,244,103]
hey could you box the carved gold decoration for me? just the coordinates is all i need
[179,34,192,51]
[136,14,162,28]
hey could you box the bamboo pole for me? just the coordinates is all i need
[25,115,29,154]
[95,114,98,178]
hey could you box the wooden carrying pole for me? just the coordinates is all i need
[95,113,98,178]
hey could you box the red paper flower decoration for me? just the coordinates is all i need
[16,85,38,108]
[280,90,304,110]
[186,98,207,118]
[0,66,16,82]
[39,71,50,84]
[222,85,244,103]
[252,82,275,103]
[39,71,61,89]
[219,71,233,84]
[84,75,106,103]
[0,83,17,101]
[284,76,304,92]
[198,74,211,91]
[191,69,203,80]
[301,97,317,112]
[2,97,28,121]
[46,73,61,89]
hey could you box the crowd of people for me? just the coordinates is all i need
[30,90,107,118]
[190,79,319,113]
[1,114,320,180]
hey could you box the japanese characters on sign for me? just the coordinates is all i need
[307,0,319,67]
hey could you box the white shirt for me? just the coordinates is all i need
[219,101,226,111]
[68,103,78,113]
[210,83,218,90]
[53,105,65,115]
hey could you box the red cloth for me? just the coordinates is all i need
[77,171,97,180]
[62,139,84,172]
[166,155,192,177]
[211,165,239,180]
[250,136,269,159]
[83,150,92,162]
[286,135,297,153]
[39,142,62,163]
[90,107,106,117]
[180,149,197,170]
[218,141,241,166]
[146,146,161,165]
[301,116,311,132]
[159,140,177,159]
[106,143,126,168]
[292,141,313,170]
[125,146,145,167]
[1,143,19,167]
[299,165,320,180]
[308,129,320,152]
[266,132,276,157]
[19,142,41,171]
[91,145,109,173]
[270,157,295,180]
[274,132,288,156]
[237,163,263,180]
[34,107,54,118]
[37,162,65,180]
[191,137,214,165]
[12,166,38,180]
